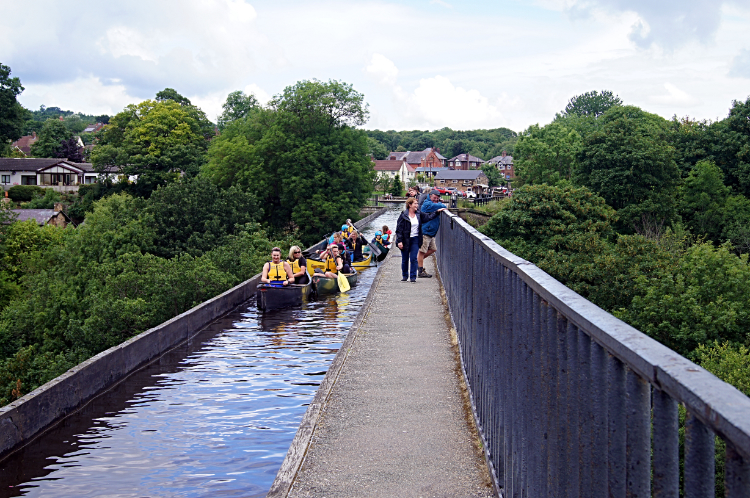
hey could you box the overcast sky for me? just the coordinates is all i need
[2,0,750,133]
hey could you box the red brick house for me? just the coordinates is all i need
[10,133,39,156]
[447,153,485,171]
[487,151,515,179]
[388,148,446,169]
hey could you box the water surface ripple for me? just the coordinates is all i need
[0,208,400,498]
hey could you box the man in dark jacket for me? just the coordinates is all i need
[417,190,448,278]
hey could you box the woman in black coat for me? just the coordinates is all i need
[395,197,446,282]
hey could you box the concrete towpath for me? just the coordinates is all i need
[284,254,497,497]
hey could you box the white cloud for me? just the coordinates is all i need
[18,76,139,116]
[729,48,750,78]
[365,54,399,87]
[408,76,505,129]
[648,83,700,107]
[244,84,272,106]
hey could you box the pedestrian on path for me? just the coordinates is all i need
[417,189,448,278]
[396,197,446,282]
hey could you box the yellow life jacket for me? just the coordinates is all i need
[375,235,383,244]
[324,256,339,274]
[267,261,287,281]
[287,258,301,275]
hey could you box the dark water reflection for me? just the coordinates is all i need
[0,209,400,498]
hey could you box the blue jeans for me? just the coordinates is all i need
[401,236,419,280]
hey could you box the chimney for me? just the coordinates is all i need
[54,202,63,212]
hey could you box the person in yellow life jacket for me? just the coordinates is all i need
[320,244,344,278]
[262,247,294,286]
[287,246,308,284]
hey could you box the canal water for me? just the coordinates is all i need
[0,208,400,498]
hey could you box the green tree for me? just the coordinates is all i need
[679,160,730,242]
[91,100,211,196]
[0,63,26,155]
[146,177,259,258]
[563,90,622,118]
[217,90,259,131]
[30,119,72,158]
[480,163,502,187]
[575,105,680,232]
[367,136,388,159]
[391,175,403,196]
[722,194,750,254]
[615,243,750,359]
[155,87,192,106]
[696,342,750,397]
[204,79,375,244]
[514,121,582,186]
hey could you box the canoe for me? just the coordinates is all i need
[257,277,313,311]
[374,241,389,262]
[311,271,358,295]
[306,253,372,275]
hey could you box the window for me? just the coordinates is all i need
[1,175,9,184]
[85,176,97,184]
[455,161,461,167]
[21,176,37,185]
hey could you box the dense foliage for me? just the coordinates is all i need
[0,63,26,156]
[204,79,375,245]
[91,99,213,196]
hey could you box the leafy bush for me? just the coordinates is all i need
[21,188,61,209]
[8,185,43,202]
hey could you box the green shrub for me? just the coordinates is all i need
[8,185,43,202]
[21,189,61,209]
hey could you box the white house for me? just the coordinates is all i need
[372,159,414,185]
[0,158,130,192]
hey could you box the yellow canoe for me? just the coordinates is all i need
[306,253,372,275]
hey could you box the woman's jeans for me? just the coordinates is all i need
[401,236,419,280]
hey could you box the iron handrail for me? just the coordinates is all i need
[435,211,750,497]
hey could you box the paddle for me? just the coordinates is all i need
[337,272,351,292]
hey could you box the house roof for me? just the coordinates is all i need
[389,148,446,164]
[406,164,416,173]
[83,123,104,133]
[488,155,513,165]
[12,209,71,226]
[448,153,485,163]
[414,166,447,173]
[373,160,405,171]
[0,158,95,173]
[10,134,38,156]
[435,170,487,180]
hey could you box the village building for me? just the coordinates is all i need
[434,170,490,195]
[388,148,446,169]
[447,153,485,171]
[487,151,515,179]
[12,204,73,228]
[0,158,104,191]
[372,159,414,185]
[10,133,39,156]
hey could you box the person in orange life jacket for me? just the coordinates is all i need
[262,247,294,286]
[381,225,392,246]
[395,197,446,282]
[287,245,308,284]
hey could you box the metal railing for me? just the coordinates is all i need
[434,212,750,498]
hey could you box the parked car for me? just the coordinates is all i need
[432,187,450,195]
[465,190,476,199]
[446,187,465,197]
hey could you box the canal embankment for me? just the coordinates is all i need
[270,254,497,497]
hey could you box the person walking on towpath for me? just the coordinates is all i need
[417,189,448,278]
[396,197,446,282]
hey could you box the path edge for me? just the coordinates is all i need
[266,257,390,497]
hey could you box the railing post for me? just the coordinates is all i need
[684,412,715,498]
[625,369,650,497]
[653,388,679,498]
[609,355,627,498]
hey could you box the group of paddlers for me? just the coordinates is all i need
[260,221,393,287]
[260,246,310,287]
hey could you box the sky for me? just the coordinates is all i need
[2,0,750,133]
